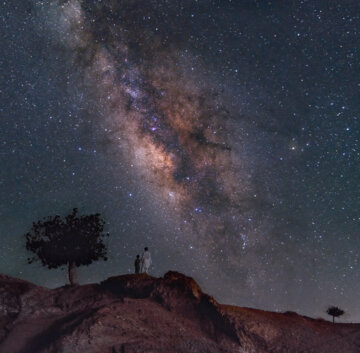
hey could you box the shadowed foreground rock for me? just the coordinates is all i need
[0,272,359,353]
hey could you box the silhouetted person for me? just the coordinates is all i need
[140,247,152,273]
[134,254,140,274]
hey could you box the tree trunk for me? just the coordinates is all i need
[68,261,76,286]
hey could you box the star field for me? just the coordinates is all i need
[0,0,359,322]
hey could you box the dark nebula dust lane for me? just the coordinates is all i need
[1,0,359,321]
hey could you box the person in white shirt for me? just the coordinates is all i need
[140,247,152,274]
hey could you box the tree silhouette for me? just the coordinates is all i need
[326,306,345,323]
[25,208,109,285]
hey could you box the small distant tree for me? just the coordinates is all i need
[326,306,345,323]
[25,208,109,285]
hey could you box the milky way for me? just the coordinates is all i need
[51,0,270,277]
[1,0,359,321]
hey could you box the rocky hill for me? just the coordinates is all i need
[0,272,359,353]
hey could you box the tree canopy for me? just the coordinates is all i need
[326,306,345,323]
[25,208,109,284]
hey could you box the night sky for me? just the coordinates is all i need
[1,0,359,322]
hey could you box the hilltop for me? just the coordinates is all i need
[0,272,359,353]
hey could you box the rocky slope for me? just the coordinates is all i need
[0,272,359,353]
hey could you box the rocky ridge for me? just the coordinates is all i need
[0,272,359,353]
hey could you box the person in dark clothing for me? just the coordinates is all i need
[134,254,141,274]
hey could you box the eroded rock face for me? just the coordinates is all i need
[0,272,359,353]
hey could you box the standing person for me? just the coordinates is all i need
[140,247,152,274]
[134,255,140,274]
